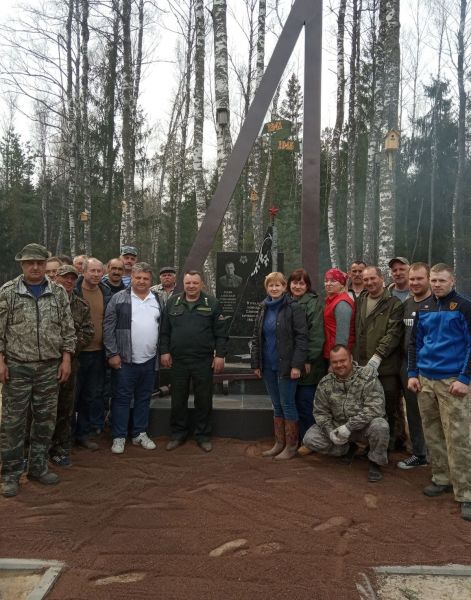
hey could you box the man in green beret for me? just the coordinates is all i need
[0,243,76,497]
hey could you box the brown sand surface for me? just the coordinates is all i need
[1,436,471,600]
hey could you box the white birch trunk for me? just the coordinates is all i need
[212,0,236,250]
[327,0,347,268]
[377,0,400,275]
[81,0,92,255]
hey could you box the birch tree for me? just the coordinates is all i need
[212,0,236,249]
[193,0,206,230]
[327,0,347,268]
[81,0,92,254]
[377,0,400,273]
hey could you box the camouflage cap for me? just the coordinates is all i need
[388,256,410,268]
[15,243,50,262]
[120,245,138,256]
[56,265,79,278]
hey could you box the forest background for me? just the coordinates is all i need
[0,0,470,293]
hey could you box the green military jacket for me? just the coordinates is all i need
[70,291,94,354]
[0,275,76,362]
[296,292,325,385]
[160,291,228,360]
[314,364,386,434]
[353,289,404,376]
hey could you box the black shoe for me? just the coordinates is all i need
[340,442,358,465]
[461,502,471,521]
[166,439,185,451]
[76,438,99,451]
[423,482,453,497]
[368,461,383,482]
[2,480,19,497]
[50,454,72,467]
[397,455,428,470]
[27,471,60,485]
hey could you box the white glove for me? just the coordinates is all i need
[367,354,382,371]
[329,425,350,446]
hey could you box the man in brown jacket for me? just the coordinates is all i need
[354,266,404,449]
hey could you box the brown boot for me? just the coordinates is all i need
[275,420,299,460]
[262,417,285,457]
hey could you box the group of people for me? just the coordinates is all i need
[0,244,470,522]
[250,259,471,522]
[0,243,226,498]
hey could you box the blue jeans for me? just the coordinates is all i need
[262,368,298,421]
[295,384,316,439]
[75,350,106,440]
[111,358,155,439]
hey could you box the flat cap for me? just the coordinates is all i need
[15,243,50,262]
[160,266,176,275]
[56,265,79,278]
[388,256,410,268]
[120,245,138,256]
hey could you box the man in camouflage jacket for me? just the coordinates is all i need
[49,265,94,466]
[303,344,389,482]
[0,243,76,497]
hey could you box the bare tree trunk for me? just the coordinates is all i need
[428,10,445,266]
[377,0,400,274]
[81,0,92,254]
[193,0,206,230]
[327,0,347,268]
[363,0,381,264]
[120,0,135,245]
[452,0,467,277]
[212,0,236,249]
[345,0,361,266]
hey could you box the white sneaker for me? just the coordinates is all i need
[132,432,156,450]
[111,438,126,454]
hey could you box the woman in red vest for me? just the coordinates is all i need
[323,268,355,361]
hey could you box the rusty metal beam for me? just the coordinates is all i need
[302,4,323,288]
[182,0,323,283]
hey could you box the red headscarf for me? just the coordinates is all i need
[324,268,347,286]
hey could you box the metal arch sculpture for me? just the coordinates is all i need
[182,0,322,287]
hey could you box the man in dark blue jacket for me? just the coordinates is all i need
[408,263,471,521]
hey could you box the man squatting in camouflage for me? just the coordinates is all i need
[0,243,76,497]
[303,344,390,482]
[49,265,94,466]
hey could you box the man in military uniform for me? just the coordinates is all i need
[303,344,389,482]
[0,243,76,497]
[49,265,94,466]
[160,270,228,452]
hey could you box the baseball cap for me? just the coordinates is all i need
[160,266,176,275]
[388,256,410,268]
[56,265,79,278]
[120,245,138,256]
[15,243,50,262]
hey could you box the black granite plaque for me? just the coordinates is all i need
[216,232,283,362]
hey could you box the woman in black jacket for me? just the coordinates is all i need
[251,272,308,459]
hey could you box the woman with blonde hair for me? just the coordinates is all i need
[251,272,308,459]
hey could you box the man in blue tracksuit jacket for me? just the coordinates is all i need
[408,263,471,521]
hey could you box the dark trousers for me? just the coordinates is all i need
[379,373,403,448]
[295,384,316,440]
[170,357,213,442]
[400,360,427,457]
[50,360,78,456]
[75,349,105,440]
[111,358,155,439]
[1,359,59,482]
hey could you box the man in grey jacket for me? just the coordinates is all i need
[104,262,162,454]
[303,344,389,482]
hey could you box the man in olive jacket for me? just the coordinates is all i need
[353,266,404,449]
[160,270,228,453]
